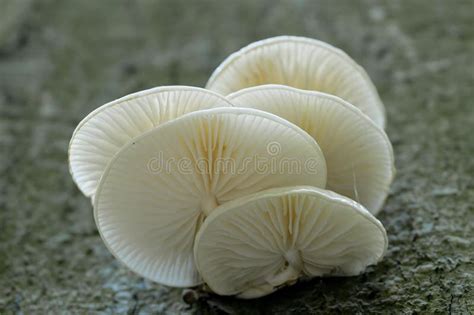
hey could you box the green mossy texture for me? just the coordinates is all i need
[0,0,473,313]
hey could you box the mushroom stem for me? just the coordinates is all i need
[237,249,303,299]
[266,249,303,287]
[266,265,300,287]
[201,195,219,216]
[237,283,276,299]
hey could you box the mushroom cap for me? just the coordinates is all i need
[194,186,387,298]
[228,85,395,214]
[94,107,327,287]
[69,86,232,197]
[206,35,385,128]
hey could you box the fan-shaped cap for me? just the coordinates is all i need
[228,85,394,214]
[69,86,233,197]
[206,36,385,128]
[194,186,387,298]
[94,107,327,287]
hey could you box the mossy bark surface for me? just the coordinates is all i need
[1,0,473,313]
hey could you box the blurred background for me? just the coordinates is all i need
[0,0,473,313]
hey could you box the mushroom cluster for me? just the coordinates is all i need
[69,36,394,299]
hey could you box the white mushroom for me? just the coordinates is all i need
[206,36,385,128]
[94,108,327,287]
[194,186,387,298]
[228,85,394,214]
[68,86,233,197]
